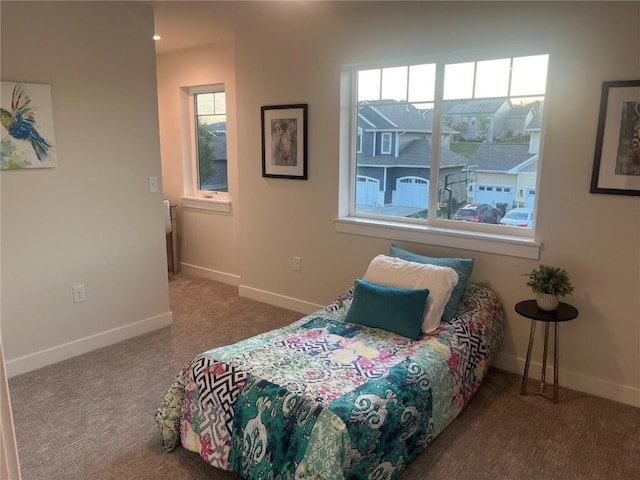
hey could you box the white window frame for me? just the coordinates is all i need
[357,127,363,153]
[179,84,230,212]
[336,46,549,260]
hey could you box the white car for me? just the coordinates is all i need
[499,207,534,228]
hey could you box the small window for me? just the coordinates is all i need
[184,84,228,196]
[194,88,227,193]
[381,133,392,154]
[357,127,363,153]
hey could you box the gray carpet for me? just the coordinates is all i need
[8,274,640,479]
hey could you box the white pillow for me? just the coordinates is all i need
[362,254,459,333]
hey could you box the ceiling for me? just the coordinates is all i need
[151,0,349,55]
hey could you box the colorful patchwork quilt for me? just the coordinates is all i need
[156,283,504,479]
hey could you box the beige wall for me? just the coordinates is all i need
[156,44,240,282]
[1,1,171,374]
[160,1,639,405]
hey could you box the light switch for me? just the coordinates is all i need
[149,176,159,192]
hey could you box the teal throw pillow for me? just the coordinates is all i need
[390,244,474,322]
[344,279,429,340]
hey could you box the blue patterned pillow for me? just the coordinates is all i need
[389,244,474,322]
[344,279,429,340]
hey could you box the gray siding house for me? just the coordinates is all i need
[356,101,468,208]
[442,98,512,142]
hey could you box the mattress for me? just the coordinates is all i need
[156,283,504,479]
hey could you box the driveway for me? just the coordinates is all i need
[356,205,425,217]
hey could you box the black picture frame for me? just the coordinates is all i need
[590,80,640,196]
[261,104,308,180]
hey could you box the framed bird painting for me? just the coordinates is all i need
[1,81,57,169]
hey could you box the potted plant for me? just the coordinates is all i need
[524,264,574,311]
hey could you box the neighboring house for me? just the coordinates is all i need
[524,113,543,154]
[504,105,535,138]
[437,101,544,210]
[356,100,544,210]
[356,101,468,208]
[468,143,537,209]
[443,98,512,142]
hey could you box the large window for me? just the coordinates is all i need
[346,50,547,242]
[191,85,228,194]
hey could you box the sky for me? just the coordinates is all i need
[358,54,548,107]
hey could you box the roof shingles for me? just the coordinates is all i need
[357,138,468,168]
[469,143,532,171]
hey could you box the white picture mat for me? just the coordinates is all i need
[263,107,305,177]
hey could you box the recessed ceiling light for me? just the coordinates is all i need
[153,34,161,41]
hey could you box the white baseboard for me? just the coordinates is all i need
[492,352,640,408]
[179,263,317,313]
[239,285,323,315]
[180,263,240,286]
[6,311,173,378]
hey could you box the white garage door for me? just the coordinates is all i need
[473,184,515,207]
[396,176,429,208]
[356,176,380,206]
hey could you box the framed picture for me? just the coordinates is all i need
[261,104,307,179]
[590,80,640,196]
[1,82,57,169]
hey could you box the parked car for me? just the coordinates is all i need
[453,203,501,224]
[499,207,534,228]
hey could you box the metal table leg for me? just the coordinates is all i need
[521,320,537,395]
[553,322,560,403]
[540,322,550,394]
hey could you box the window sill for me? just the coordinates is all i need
[334,216,541,259]
[181,195,231,213]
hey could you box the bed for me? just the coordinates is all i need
[156,251,504,479]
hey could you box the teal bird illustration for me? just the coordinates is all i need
[1,83,52,161]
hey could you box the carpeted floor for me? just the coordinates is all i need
[8,274,640,479]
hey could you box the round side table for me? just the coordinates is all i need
[515,300,578,403]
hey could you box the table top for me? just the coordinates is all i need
[515,300,579,322]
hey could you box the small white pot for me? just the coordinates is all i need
[536,293,560,311]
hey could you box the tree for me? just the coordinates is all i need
[197,122,217,187]
[478,116,491,140]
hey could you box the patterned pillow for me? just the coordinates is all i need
[344,279,428,340]
[390,244,474,322]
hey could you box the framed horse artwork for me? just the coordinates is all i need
[262,104,308,180]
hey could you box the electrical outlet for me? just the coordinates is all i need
[148,176,159,193]
[73,284,86,303]
[293,257,301,271]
